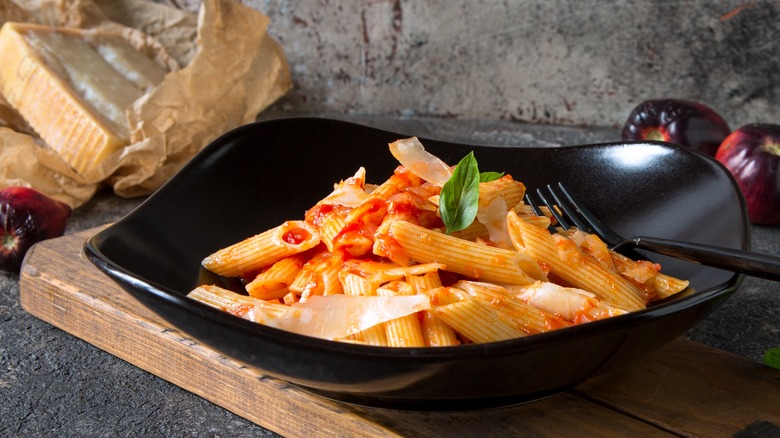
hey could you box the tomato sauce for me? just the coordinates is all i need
[305,204,334,227]
[282,229,310,245]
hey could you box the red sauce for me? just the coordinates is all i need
[305,204,334,227]
[226,303,254,318]
[373,233,410,266]
[388,200,420,217]
[544,315,571,331]
[283,229,310,245]
[366,199,385,214]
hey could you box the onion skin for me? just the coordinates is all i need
[621,99,731,156]
[0,186,71,272]
[715,123,780,225]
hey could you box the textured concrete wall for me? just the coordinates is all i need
[175,0,779,128]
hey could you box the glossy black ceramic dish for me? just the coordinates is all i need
[84,117,749,410]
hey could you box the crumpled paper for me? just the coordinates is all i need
[0,0,291,207]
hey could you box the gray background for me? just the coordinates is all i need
[168,0,780,129]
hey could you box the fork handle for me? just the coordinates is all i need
[617,236,780,281]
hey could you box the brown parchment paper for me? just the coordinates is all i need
[0,0,291,207]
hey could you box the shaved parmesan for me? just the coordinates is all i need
[389,137,452,186]
[270,294,431,340]
[476,196,512,249]
[320,167,369,207]
[510,281,627,323]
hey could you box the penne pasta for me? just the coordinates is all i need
[610,251,690,300]
[335,198,387,257]
[449,220,489,241]
[339,272,389,345]
[340,271,377,297]
[454,280,570,334]
[420,310,460,346]
[407,271,443,291]
[315,209,348,253]
[508,281,629,324]
[340,272,422,347]
[368,166,423,201]
[202,220,320,278]
[193,137,690,347]
[289,250,345,301]
[390,220,547,284]
[188,284,289,321]
[352,324,390,346]
[507,211,646,311]
[478,175,525,210]
[377,282,426,347]
[245,254,307,300]
[433,295,526,343]
[407,272,460,346]
[652,272,691,300]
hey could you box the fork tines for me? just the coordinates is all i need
[524,183,591,231]
[526,183,622,246]
[524,184,580,231]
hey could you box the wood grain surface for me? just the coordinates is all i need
[18,228,780,437]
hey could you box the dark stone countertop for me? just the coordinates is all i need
[2,115,778,437]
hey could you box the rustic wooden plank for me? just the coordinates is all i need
[575,339,780,437]
[343,395,677,437]
[20,230,393,438]
[18,227,780,437]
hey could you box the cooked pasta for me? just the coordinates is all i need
[202,220,320,277]
[191,137,690,345]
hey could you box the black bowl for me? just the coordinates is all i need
[84,117,748,410]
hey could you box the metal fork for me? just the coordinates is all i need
[525,182,780,281]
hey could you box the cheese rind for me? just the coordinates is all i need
[0,22,167,175]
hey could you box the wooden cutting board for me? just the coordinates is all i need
[19,227,780,437]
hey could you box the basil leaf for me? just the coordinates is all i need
[479,171,504,182]
[764,348,780,370]
[439,152,480,234]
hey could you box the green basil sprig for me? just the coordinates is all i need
[439,152,504,234]
[765,347,780,370]
[479,171,504,183]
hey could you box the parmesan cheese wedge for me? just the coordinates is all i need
[0,22,168,175]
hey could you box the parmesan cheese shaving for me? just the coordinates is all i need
[389,137,453,186]
[270,294,432,340]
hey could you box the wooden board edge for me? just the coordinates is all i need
[18,230,400,438]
